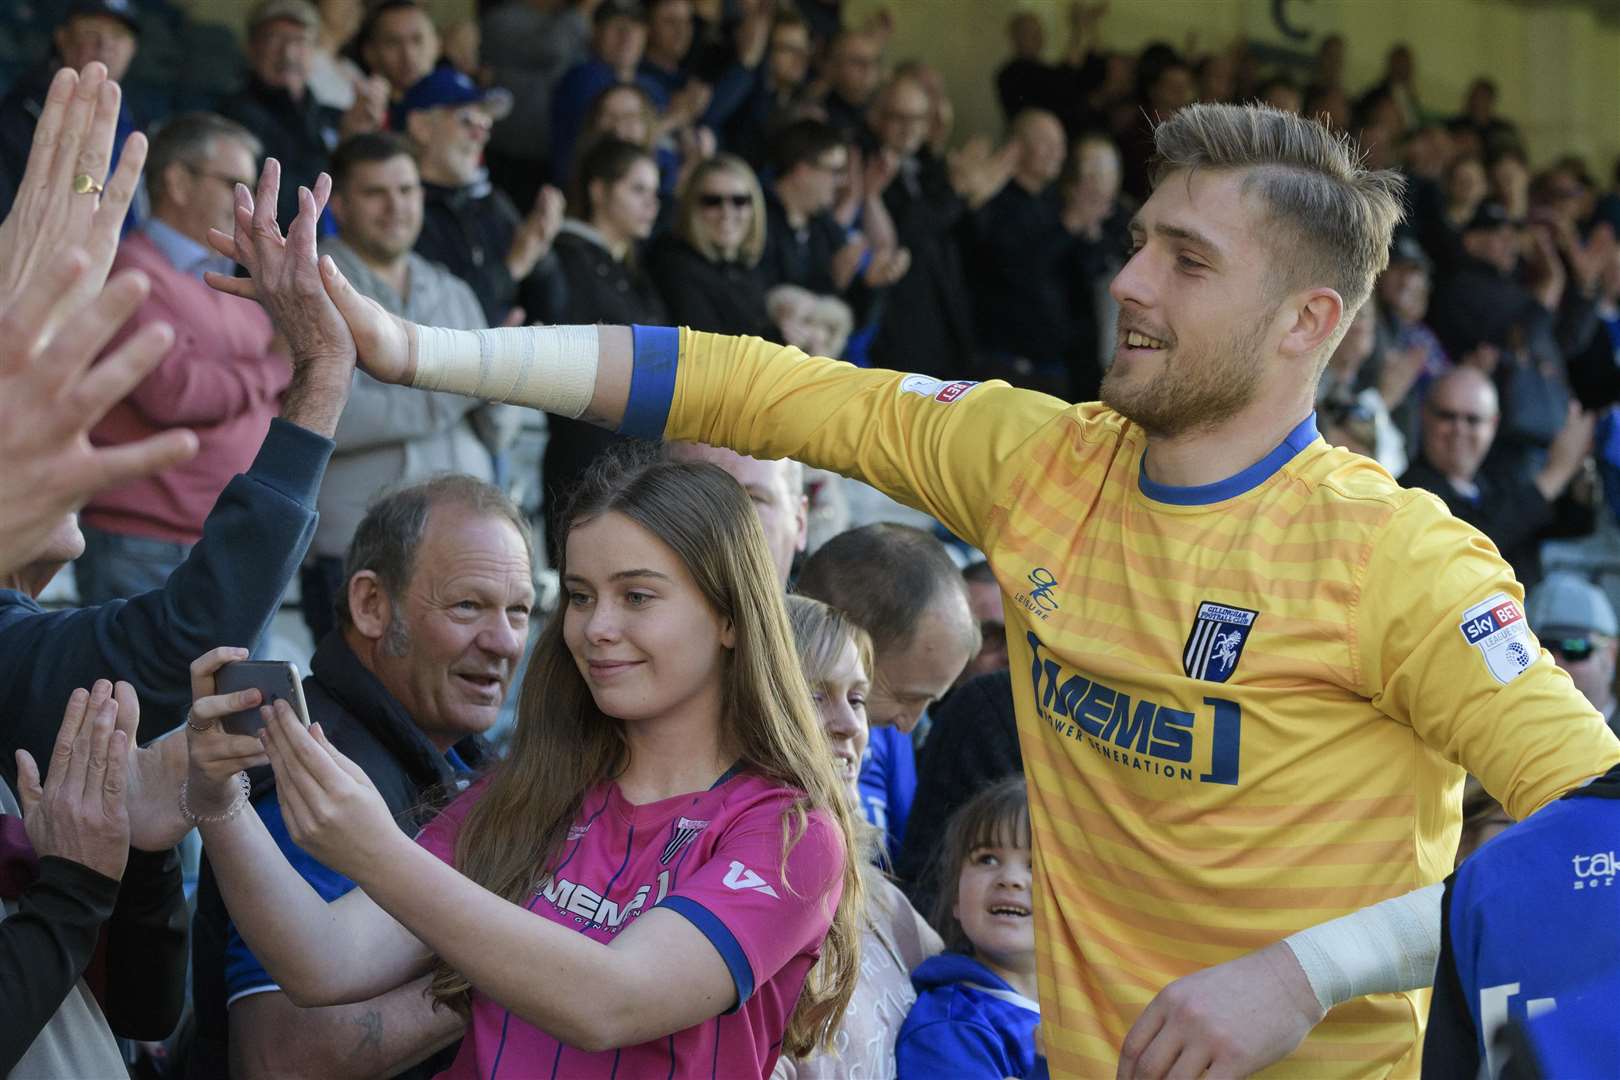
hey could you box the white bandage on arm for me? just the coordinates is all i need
[412,324,601,418]
[1282,882,1443,1013]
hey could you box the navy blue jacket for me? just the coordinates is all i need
[1423,763,1620,1079]
[897,952,1044,1079]
[0,418,332,787]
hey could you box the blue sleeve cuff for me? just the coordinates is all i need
[620,325,680,440]
[657,895,754,1013]
[247,418,336,507]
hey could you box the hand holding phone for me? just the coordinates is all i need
[213,661,311,737]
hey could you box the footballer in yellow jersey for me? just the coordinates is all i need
[235,102,1620,1078]
[626,327,1620,1076]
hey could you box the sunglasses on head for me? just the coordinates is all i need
[1547,637,1596,662]
[698,193,751,209]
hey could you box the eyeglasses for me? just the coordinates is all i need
[698,193,751,209]
[1547,637,1598,662]
[1428,407,1493,428]
[451,108,494,133]
[183,163,256,190]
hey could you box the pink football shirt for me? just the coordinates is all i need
[416,767,845,1079]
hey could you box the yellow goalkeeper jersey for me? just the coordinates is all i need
[625,328,1620,1077]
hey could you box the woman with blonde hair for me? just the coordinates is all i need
[775,596,942,1080]
[649,153,776,337]
[183,452,863,1078]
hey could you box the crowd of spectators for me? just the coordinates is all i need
[3,0,1620,1076]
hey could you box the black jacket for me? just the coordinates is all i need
[187,631,490,1080]
[968,180,1084,381]
[993,55,1104,133]
[646,234,774,338]
[1399,457,1593,587]
[0,843,187,1071]
[219,78,340,228]
[896,670,1020,915]
[867,152,976,379]
[759,190,849,297]
[418,179,523,325]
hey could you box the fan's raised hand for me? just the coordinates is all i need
[205,158,414,388]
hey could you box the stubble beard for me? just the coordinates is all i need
[1100,314,1272,440]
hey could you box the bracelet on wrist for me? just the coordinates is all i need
[179,771,250,826]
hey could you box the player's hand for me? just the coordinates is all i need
[1116,941,1324,1079]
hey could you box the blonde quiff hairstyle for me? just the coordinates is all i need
[427,451,862,1057]
[1151,102,1407,316]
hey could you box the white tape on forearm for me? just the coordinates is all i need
[1282,883,1443,1013]
[412,324,600,418]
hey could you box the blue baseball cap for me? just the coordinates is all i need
[399,68,513,122]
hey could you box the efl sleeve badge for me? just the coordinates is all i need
[1458,593,1536,685]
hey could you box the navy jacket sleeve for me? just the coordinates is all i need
[0,418,332,786]
[0,856,120,1073]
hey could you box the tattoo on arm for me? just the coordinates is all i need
[349,1009,384,1057]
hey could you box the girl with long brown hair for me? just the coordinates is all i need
[183,454,863,1078]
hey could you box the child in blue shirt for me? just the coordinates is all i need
[897,778,1046,1079]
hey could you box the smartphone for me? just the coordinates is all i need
[214,661,312,737]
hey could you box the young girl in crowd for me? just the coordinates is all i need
[776,596,941,1079]
[184,455,862,1079]
[895,777,1044,1079]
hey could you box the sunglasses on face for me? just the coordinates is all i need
[698,193,751,209]
[1547,637,1597,662]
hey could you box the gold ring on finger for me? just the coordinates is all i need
[72,172,104,195]
[185,707,214,733]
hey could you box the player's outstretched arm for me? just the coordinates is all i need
[205,159,636,427]
[1116,883,1442,1079]
[208,157,1064,550]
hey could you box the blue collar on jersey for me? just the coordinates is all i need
[1137,413,1320,506]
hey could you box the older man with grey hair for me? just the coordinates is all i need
[189,473,536,1080]
[75,111,295,603]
